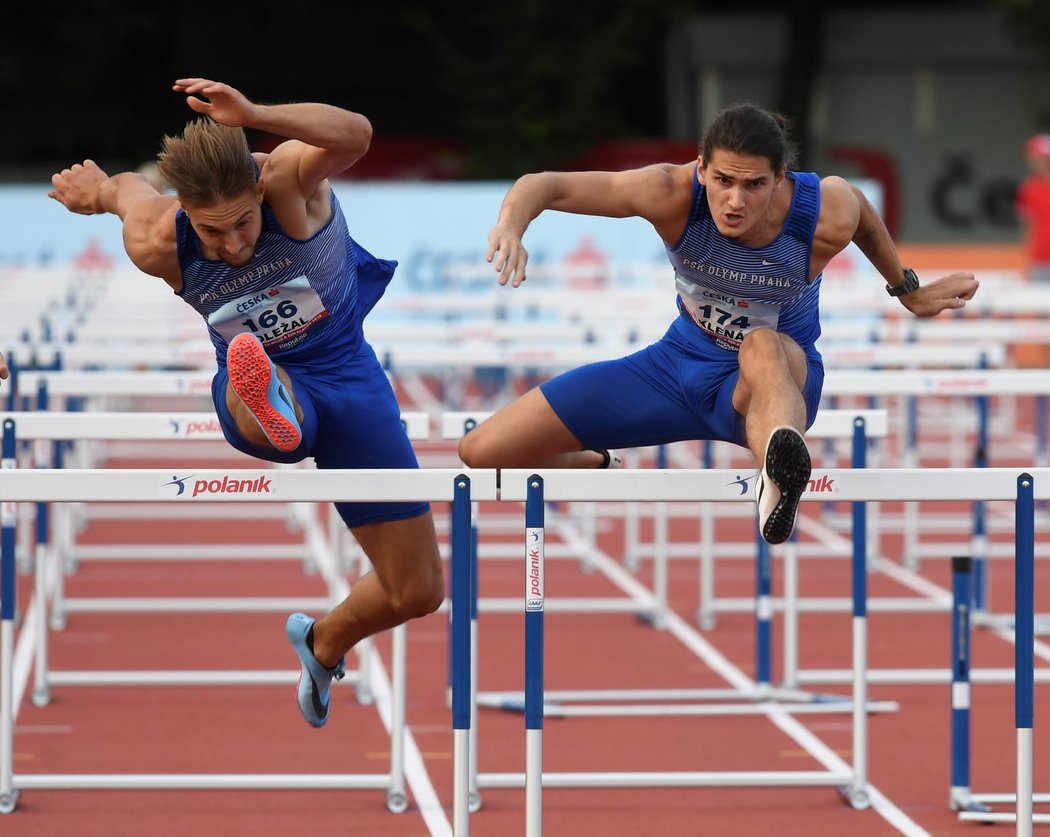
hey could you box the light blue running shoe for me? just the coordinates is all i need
[285,612,345,727]
[227,332,302,452]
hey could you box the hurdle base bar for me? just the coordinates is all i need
[9,772,399,792]
[58,596,334,614]
[972,610,1050,636]
[42,670,365,687]
[949,786,992,814]
[968,792,1050,804]
[959,812,1050,824]
[4,775,409,816]
[795,667,1050,685]
[838,782,871,811]
[708,596,950,615]
[482,700,899,718]
[68,543,309,561]
[478,770,854,789]
[33,671,371,708]
[2,772,407,814]
[476,686,898,714]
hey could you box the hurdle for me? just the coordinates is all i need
[494,463,887,830]
[3,341,218,372]
[0,461,497,815]
[692,409,887,637]
[822,368,1050,620]
[0,409,433,706]
[450,408,922,707]
[444,467,1041,836]
[13,369,215,404]
[446,411,897,735]
[439,411,663,620]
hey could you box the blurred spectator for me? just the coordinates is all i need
[135,161,171,193]
[1014,134,1050,367]
[1017,133,1050,284]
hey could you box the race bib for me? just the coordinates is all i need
[676,276,779,351]
[208,276,329,352]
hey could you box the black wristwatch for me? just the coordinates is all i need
[886,267,920,297]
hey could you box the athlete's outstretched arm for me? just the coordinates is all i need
[487,165,688,287]
[48,160,178,278]
[48,160,164,219]
[847,183,978,316]
[173,78,372,195]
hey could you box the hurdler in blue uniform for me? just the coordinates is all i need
[459,102,979,546]
[49,78,444,729]
[176,180,422,529]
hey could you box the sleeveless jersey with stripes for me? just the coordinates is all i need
[665,169,822,351]
[175,190,393,368]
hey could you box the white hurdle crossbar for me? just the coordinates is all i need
[445,467,1042,837]
[0,411,340,705]
[448,409,890,706]
[13,370,215,401]
[0,466,497,816]
[0,410,433,706]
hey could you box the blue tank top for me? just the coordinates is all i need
[174,189,395,368]
[665,169,821,351]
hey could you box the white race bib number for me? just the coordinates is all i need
[677,278,779,351]
[208,276,329,352]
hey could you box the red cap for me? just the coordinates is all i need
[1026,134,1050,159]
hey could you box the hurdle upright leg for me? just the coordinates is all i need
[469,513,481,813]
[780,532,800,689]
[450,474,473,837]
[31,500,49,707]
[0,420,19,813]
[524,476,545,837]
[696,440,716,630]
[948,555,991,814]
[843,416,870,810]
[1015,473,1035,836]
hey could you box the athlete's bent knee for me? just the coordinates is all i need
[458,432,488,468]
[738,327,779,356]
[389,580,444,621]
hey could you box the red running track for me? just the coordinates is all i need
[2,442,1049,836]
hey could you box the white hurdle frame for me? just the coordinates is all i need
[694,409,888,639]
[447,410,893,720]
[0,466,498,816]
[0,410,431,707]
[822,369,1050,618]
[443,467,1040,837]
[440,411,661,621]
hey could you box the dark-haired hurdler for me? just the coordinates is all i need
[458,103,979,545]
[48,78,443,728]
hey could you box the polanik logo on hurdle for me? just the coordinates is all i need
[163,473,275,498]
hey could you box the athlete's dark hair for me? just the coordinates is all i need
[700,103,798,173]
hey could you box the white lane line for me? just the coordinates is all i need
[366,648,452,836]
[553,519,930,836]
[321,565,451,836]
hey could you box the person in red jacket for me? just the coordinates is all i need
[1014,133,1050,367]
[1017,134,1050,284]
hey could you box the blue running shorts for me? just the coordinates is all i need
[540,315,824,450]
[213,339,429,528]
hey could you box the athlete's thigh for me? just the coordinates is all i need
[459,386,583,467]
[311,347,430,527]
[351,510,442,590]
[211,367,318,464]
[540,346,704,450]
